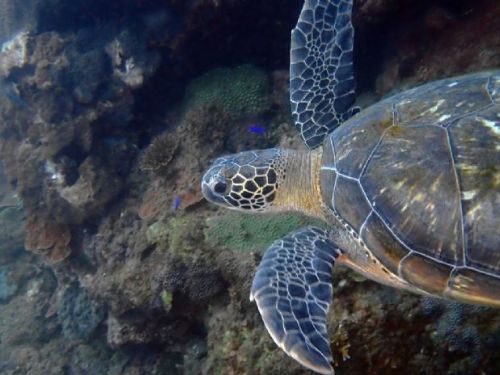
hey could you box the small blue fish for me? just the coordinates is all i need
[172,196,181,211]
[248,124,266,135]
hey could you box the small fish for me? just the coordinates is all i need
[172,196,182,211]
[248,124,266,135]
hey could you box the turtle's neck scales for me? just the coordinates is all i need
[275,148,324,218]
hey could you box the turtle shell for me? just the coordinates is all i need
[320,71,500,306]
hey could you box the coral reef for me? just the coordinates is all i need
[106,29,161,89]
[57,284,106,341]
[138,103,231,220]
[352,0,500,96]
[24,213,72,262]
[0,0,498,374]
[205,306,306,374]
[0,31,29,77]
[0,266,17,302]
[183,65,272,120]
[56,156,123,218]
[105,313,185,348]
[160,289,173,312]
[204,211,327,253]
[146,216,197,260]
[0,202,25,264]
[0,9,164,260]
[140,131,179,178]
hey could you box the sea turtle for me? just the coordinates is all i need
[201,0,500,373]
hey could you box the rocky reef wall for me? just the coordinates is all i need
[0,0,499,374]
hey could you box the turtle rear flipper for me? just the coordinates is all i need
[250,227,340,375]
[291,0,358,149]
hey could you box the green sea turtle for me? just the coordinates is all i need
[201,0,500,373]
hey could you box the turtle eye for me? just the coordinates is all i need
[214,181,228,194]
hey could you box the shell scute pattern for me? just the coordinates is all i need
[399,253,452,295]
[448,104,500,273]
[334,175,371,231]
[360,125,463,264]
[394,73,494,127]
[333,103,394,177]
[361,212,409,275]
[321,71,500,299]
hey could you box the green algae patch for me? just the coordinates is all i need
[147,216,203,259]
[183,64,271,119]
[160,290,173,312]
[146,221,170,245]
[204,211,327,253]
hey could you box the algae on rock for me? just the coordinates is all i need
[160,290,173,312]
[147,216,204,260]
[0,266,17,301]
[0,203,25,262]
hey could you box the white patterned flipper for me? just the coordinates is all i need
[290,0,359,149]
[250,227,341,375]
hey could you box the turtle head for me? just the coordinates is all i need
[201,149,287,212]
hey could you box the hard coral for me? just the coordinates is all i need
[57,156,122,217]
[106,29,161,89]
[160,260,225,304]
[140,131,179,178]
[24,213,71,262]
[205,308,304,375]
[183,64,272,120]
[204,211,327,253]
[106,312,191,349]
[57,284,106,341]
[0,18,159,229]
[147,215,206,261]
[139,103,230,220]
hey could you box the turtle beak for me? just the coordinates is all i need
[201,169,226,206]
[201,180,219,203]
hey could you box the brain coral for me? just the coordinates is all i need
[183,64,272,119]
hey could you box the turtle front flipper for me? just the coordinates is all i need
[291,0,359,149]
[250,227,340,375]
